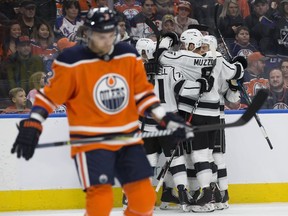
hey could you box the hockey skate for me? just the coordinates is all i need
[189,188,201,204]
[190,187,215,213]
[177,184,193,212]
[159,184,180,210]
[221,189,229,209]
[210,182,224,210]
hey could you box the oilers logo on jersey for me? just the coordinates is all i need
[94,73,129,114]
[273,102,288,109]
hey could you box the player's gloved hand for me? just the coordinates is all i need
[11,119,42,160]
[227,79,239,91]
[159,112,194,141]
[196,76,215,94]
[159,32,179,49]
[231,56,247,69]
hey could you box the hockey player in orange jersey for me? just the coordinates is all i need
[11,7,193,216]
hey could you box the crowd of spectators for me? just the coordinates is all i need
[0,0,287,114]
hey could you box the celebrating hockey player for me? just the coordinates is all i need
[157,29,245,212]
[11,7,193,216]
[136,36,192,212]
[201,35,245,210]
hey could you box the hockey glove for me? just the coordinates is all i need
[162,32,179,46]
[227,79,239,91]
[159,112,194,141]
[196,76,215,94]
[11,119,42,160]
[231,56,247,69]
[159,32,179,49]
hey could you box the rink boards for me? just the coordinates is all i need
[1,111,288,211]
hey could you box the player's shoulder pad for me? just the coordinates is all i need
[113,42,140,58]
[56,45,91,64]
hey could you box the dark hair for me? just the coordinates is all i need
[235,26,250,36]
[62,0,81,17]
[279,58,288,66]
[31,20,55,46]
[1,20,22,59]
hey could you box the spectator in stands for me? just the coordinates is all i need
[218,0,251,18]
[244,0,278,55]
[174,0,199,36]
[2,35,44,97]
[160,14,175,35]
[78,0,98,19]
[95,0,108,8]
[218,0,244,39]
[280,58,288,86]
[273,0,288,55]
[229,25,259,58]
[116,14,131,43]
[1,87,31,114]
[17,0,44,37]
[54,0,84,41]
[34,0,57,28]
[27,71,46,104]
[114,0,142,21]
[263,68,288,109]
[130,0,161,43]
[31,20,58,73]
[154,0,174,18]
[191,0,216,32]
[241,52,269,105]
[0,20,22,62]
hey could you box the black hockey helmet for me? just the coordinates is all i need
[84,7,118,33]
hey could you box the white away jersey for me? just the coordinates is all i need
[160,50,244,117]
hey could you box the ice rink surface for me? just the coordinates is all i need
[1,203,288,216]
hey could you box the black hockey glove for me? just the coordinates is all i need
[231,56,247,69]
[11,119,42,160]
[144,61,159,75]
[196,76,215,94]
[159,112,194,141]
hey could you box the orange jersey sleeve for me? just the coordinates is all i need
[33,42,159,155]
[244,78,269,97]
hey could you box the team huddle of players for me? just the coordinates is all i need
[134,29,246,213]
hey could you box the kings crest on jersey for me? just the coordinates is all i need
[94,73,129,114]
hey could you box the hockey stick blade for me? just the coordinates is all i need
[192,89,268,133]
[36,90,267,149]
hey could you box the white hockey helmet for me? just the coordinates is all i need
[202,35,218,50]
[180,29,203,50]
[135,38,156,60]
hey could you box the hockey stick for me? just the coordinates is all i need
[238,83,273,149]
[155,141,181,192]
[214,4,273,150]
[214,3,233,61]
[36,89,268,149]
[145,18,161,61]
[155,89,268,191]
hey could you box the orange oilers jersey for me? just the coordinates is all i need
[33,42,159,156]
[243,78,269,97]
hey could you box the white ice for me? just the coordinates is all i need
[1,203,288,216]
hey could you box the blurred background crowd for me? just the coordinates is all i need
[0,0,287,114]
